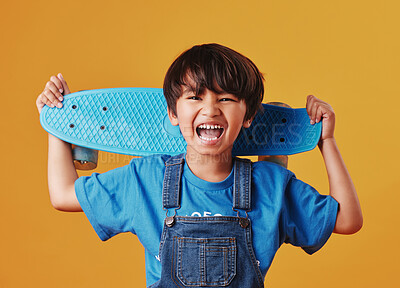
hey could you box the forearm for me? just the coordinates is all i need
[48,134,82,212]
[319,138,362,234]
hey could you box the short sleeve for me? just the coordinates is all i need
[283,173,339,254]
[75,163,136,241]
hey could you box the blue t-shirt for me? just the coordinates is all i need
[75,154,338,286]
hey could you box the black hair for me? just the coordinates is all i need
[163,43,264,121]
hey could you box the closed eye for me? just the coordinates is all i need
[219,98,236,102]
[187,96,201,100]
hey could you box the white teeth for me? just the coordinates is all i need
[198,124,222,129]
[199,135,218,141]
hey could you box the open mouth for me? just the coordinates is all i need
[196,124,225,142]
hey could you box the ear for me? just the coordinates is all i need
[242,117,253,128]
[167,108,179,126]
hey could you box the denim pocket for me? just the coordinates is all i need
[176,237,236,287]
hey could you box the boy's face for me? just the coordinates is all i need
[168,81,252,159]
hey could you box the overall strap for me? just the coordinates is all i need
[162,153,185,210]
[233,157,252,212]
[162,154,252,211]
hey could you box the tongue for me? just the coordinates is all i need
[199,128,222,138]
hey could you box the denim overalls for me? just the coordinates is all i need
[149,154,264,288]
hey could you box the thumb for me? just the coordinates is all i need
[57,73,71,95]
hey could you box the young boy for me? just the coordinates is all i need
[36,43,362,287]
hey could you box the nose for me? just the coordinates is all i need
[201,95,221,117]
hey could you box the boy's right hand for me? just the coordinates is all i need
[36,73,70,114]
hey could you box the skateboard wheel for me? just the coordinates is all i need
[72,145,98,170]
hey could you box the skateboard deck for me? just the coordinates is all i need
[40,88,322,157]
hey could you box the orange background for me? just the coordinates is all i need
[1,0,399,287]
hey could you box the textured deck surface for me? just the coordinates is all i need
[40,88,321,156]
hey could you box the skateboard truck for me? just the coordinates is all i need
[72,145,98,170]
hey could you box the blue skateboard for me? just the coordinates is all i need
[40,88,321,169]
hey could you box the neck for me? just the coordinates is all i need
[185,151,233,182]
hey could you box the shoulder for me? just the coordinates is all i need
[129,154,172,165]
[92,154,171,182]
[127,154,172,171]
[123,154,173,183]
[251,160,294,184]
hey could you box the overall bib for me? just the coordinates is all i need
[149,154,264,288]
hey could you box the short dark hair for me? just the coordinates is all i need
[163,43,264,121]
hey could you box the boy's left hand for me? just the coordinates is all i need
[306,95,335,142]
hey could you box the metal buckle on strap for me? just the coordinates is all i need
[164,208,178,227]
[232,208,250,228]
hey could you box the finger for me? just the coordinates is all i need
[46,81,64,101]
[37,92,54,109]
[43,89,63,108]
[306,95,317,118]
[43,89,57,106]
[306,95,313,116]
[50,75,64,95]
[57,73,70,95]
[315,105,325,123]
[311,97,323,124]
[307,95,319,124]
